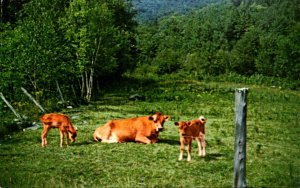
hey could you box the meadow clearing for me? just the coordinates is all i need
[0,78,299,187]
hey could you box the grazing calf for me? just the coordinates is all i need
[93,112,170,144]
[175,116,206,161]
[40,113,77,147]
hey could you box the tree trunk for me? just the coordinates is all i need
[81,74,85,98]
[84,68,94,102]
[79,37,101,102]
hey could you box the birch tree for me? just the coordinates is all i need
[61,0,136,102]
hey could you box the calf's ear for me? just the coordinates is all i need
[164,115,170,121]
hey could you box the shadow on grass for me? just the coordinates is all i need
[74,140,96,146]
[74,139,179,146]
[158,138,180,145]
[203,153,224,161]
[0,153,25,157]
[1,134,40,145]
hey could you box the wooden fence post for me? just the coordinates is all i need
[56,80,65,103]
[0,92,22,119]
[21,87,46,113]
[233,88,248,188]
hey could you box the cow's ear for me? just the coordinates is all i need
[164,115,170,121]
[149,114,158,121]
[174,122,179,126]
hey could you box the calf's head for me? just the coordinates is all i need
[68,127,78,143]
[174,121,191,137]
[149,112,170,132]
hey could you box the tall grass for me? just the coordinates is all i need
[0,78,299,187]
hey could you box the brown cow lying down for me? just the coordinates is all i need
[175,116,206,161]
[40,113,77,147]
[93,112,170,144]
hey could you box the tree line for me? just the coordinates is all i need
[1,0,299,114]
[131,0,223,23]
[136,0,300,81]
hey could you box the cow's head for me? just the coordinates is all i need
[149,112,170,132]
[174,121,191,137]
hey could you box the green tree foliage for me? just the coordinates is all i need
[60,0,136,101]
[254,0,300,79]
[1,0,137,105]
[1,0,69,101]
[136,0,300,81]
[0,0,29,24]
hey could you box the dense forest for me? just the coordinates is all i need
[131,0,224,22]
[1,0,300,124]
[136,0,300,81]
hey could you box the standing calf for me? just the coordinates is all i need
[40,113,77,147]
[175,116,206,161]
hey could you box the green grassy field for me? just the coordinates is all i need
[0,79,299,187]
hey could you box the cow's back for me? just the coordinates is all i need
[40,113,72,129]
[109,116,152,141]
[193,119,205,134]
[187,120,205,137]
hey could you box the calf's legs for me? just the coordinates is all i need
[196,138,202,157]
[187,141,192,161]
[200,134,206,157]
[196,134,206,157]
[59,130,70,147]
[179,138,192,161]
[179,141,185,161]
[41,126,51,147]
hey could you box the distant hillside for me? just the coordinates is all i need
[131,0,224,22]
